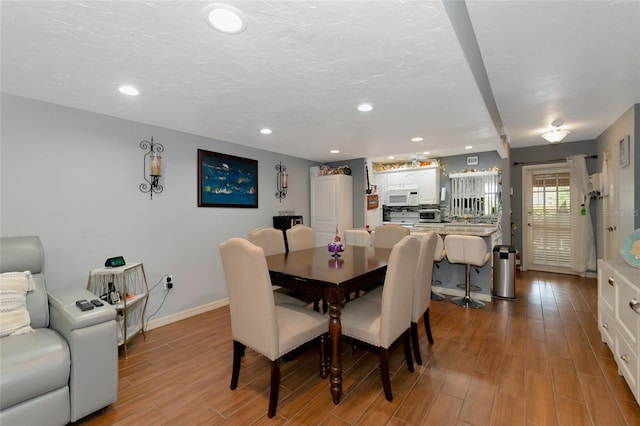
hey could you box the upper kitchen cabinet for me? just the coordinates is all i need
[385,170,418,190]
[417,167,440,204]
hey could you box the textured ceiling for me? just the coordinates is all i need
[1,1,638,163]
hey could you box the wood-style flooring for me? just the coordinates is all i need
[77,270,640,425]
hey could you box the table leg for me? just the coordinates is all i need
[328,302,342,404]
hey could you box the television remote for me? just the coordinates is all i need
[90,299,104,307]
[75,299,94,311]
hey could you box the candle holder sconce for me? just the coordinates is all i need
[139,137,164,200]
[275,161,288,202]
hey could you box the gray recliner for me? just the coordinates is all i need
[0,236,118,425]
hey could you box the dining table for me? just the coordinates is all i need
[265,245,392,404]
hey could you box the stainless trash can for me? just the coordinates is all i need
[493,245,516,299]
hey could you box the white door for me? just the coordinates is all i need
[603,142,619,260]
[522,165,573,274]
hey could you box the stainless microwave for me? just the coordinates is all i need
[419,209,441,223]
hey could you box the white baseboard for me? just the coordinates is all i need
[146,298,229,331]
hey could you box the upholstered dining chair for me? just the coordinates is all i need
[363,232,438,365]
[340,235,420,401]
[344,229,372,247]
[286,224,316,251]
[247,227,311,308]
[219,238,328,418]
[372,224,410,249]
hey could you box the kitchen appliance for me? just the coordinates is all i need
[386,189,418,207]
[419,208,441,223]
[273,215,303,252]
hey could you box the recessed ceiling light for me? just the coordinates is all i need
[204,3,248,35]
[411,137,424,142]
[330,150,340,154]
[465,145,473,150]
[118,85,139,96]
[357,103,373,112]
[423,151,430,155]
[260,128,272,135]
[388,156,395,159]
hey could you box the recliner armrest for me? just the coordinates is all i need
[48,288,116,331]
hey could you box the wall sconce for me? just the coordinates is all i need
[275,161,288,202]
[139,137,164,199]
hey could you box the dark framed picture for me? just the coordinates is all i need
[197,149,258,208]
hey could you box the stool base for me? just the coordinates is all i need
[451,296,485,309]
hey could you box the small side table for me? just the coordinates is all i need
[87,262,149,358]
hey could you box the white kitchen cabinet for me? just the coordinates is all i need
[597,259,640,404]
[311,174,353,245]
[417,167,440,204]
[386,170,418,190]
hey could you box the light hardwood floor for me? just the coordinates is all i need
[78,270,640,425]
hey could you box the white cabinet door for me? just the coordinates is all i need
[311,175,353,241]
[417,168,440,204]
[385,170,418,190]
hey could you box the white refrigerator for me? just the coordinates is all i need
[311,174,353,245]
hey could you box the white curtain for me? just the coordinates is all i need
[567,155,597,273]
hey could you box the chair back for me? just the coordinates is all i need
[344,229,371,247]
[412,232,437,323]
[434,234,445,262]
[286,225,316,251]
[219,238,279,359]
[372,224,410,249]
[444,235,489,267]
[379,235,420,348]
[0,236,49,328]
[247,227,286,256]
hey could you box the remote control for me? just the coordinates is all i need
[76,299,94,311]
[90,299,104,307]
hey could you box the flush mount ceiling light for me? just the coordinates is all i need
[411,137,424,142]
[357,103,373,112]
[204,3,248,34]
[118,85,139,96]
[260,128,272,135]
[542,119,570,143]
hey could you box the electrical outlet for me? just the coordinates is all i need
[164,275,173,290]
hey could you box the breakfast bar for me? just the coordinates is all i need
[410,223,502,302]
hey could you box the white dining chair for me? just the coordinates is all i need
[247,227,311,308]
[344,229,372,247]
[372,224,410,248]
[340,235,419,401]
[363,232,438,365]
[219,238,328,418]
[431,234,446,301]
[286,224,316,251]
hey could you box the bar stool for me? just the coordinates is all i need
[431,234,446,301]
[444,235,490,309]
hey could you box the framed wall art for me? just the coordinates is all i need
[466,156,479,166]
[619,135,630,167]
[197,149,258,208]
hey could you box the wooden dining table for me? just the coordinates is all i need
[265,245,392,404]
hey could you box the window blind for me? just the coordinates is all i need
[531,172,572,267]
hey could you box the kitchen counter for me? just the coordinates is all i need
[411,223,499,237]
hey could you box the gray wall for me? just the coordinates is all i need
[1,94,316,323]
[510,140,599,256]
[594,104,638,258]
